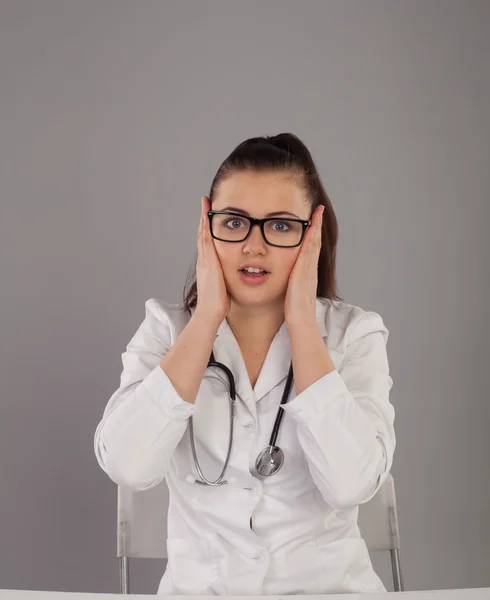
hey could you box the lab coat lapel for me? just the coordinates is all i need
[211,320,258,419]
[253,298,330,402]
[252,323,291,402]
[211,321,290,411]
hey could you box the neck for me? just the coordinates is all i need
[226,298,285,349]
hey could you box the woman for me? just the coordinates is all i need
[94,133,395,595]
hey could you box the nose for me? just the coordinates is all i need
[242,223,267,255]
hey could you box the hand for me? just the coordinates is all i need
[195,196,231,322]
[284,205,324,328]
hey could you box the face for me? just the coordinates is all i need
[210,170,311,310]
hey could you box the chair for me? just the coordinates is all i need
[357,473,405,591]
[117,473,404,593]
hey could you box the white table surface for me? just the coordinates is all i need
[1,588,490,600]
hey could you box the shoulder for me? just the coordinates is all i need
[143,297,190,321]
[141,298,192,344]
[317,297,390,349]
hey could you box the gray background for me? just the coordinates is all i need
[1,0,489,595]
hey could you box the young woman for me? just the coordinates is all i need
[94,133,395,595]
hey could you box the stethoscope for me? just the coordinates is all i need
[188,351,294,486]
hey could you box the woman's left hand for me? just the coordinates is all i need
[284,205,324,328]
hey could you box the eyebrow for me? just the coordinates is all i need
[218,206,302,219]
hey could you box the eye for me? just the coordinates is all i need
[269,220,291,232]
[224,217,245,229]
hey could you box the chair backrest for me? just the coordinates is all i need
[358,473,401,552]
[117,481,169,559]
[117,473,401,559]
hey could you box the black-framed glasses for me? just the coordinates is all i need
[208,211,311,248]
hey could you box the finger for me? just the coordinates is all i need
[199,196,205,228]
[305,213,319,254]
[201,198,208,230]
[202,195,210,218]
[197,211,202,243]
[201,197,209,232]
[313,206,323,249]
[201,195,209,220]
[198,198,206,258]
[201,198,216,260]
[204,205,216,252]
[314,205,323,228]
[197,225,204,262]
[202,203,211,243]
[316,210,323,240]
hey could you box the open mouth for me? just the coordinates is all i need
[239,268,270,276]
[238,267,271,285]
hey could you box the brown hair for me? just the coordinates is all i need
[183,132,343,311]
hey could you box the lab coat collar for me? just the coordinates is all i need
[205,298,329,417]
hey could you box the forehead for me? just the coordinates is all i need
[213,171,310,218]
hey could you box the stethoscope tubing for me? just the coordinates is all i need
[189,351,293,486]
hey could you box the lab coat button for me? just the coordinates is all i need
[252,552,266,563]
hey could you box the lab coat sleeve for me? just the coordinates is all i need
[94,299,196,491]
[281,310,395,509]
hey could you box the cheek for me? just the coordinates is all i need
[214,242,237,272]
[272,249,301,288]
[280,249,301,276]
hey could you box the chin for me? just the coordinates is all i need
[224,271,286,308]
[229,286,284,310]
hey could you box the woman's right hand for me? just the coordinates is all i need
[195,196,231,323]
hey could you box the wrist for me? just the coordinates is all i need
[192,306,225,330]
[285,315,318,332]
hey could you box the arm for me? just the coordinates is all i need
[288,322,336,395]
[159,307,222,404]
[283,310,395,509]
[94,299,221,491]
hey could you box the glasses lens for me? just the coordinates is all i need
[263,219,303,246]
[211,214,251,241]
[211,214,304,247]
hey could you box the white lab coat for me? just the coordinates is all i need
[94,297,395,595]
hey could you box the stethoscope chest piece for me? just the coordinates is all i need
[255,445,285,476]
